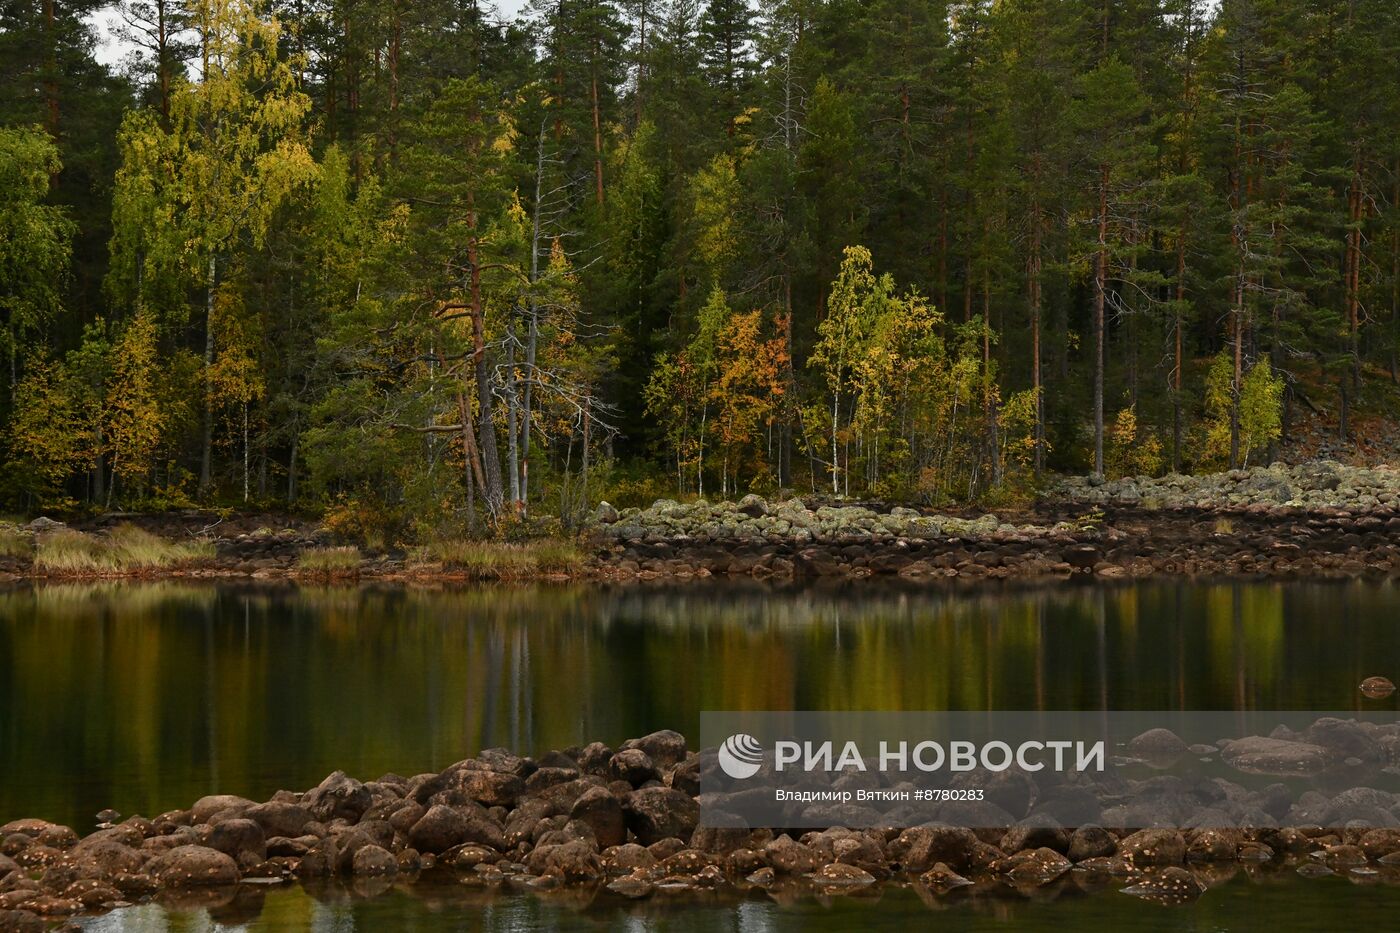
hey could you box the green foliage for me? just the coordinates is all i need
[0,126,74,364]
[7,0,1400,524]
[1202,352,1285,469]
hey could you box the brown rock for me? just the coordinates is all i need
[808,862,875,887]
[570,786,626,849]
[148,845,240,886]
[761,835,822,874]
[456,769,524,808]
[303,772,371,823]
[623,787,698,846]
[244,801,312,839]
[608,749,660,787]
[1001,847,1072,886]
[1119,829,1186,867]
[190,796,255,825]
[1067,824,1116,861]
[919,861,974,892]
[351,845,398,877]
[526,840,603,882]
[619,731,689,770]
[891,825,980,873]
[0,909,42,933]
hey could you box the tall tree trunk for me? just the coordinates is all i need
[466,197,504,518]
[287,432,298,503]
[591,45,605,206]
[1028,175,1044,476]
[1093,165,1108,476]
[634,0,648,123]
[984,260,1000,487]
[387,3,401,159]
[1173,231,1186,473]
[505,314,521,513]
[1346,154,1364,389]
[43,0,59,138]
[456,391,487,533]
[200,256,216,495]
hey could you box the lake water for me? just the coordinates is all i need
[3,578,1399,930]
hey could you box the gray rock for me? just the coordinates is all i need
[1221,736,1332,776]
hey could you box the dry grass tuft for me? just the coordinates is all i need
[34,525,214,574]
[297,545,363,573]
[0,525,33,559]
[417,539,585,580]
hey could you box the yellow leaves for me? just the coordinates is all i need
[8,356,94,489]
[207,281,265,408]
[1106,403,1162,479]
[688,155,740,283]
[106,311,166,485]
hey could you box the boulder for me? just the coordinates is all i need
[206,819,266,865]
[890,825,980,873]
[1127,728,1188,760]
[1067,824,1116,861]
[1221,736,1331,775]
[919,861,975,893]
[351,845,398,877]
[623,787,699,846]
[761,835,822,874]
[807,862,875,887]
[1000,815,1070,854]
[620,731,689,770]
[607,749,660,787]
[244,802,312,839]
[304,771,371,823]
[0,909,43,932]
[148,845,239,886]
[456,769,524,808]
[1001,847,1072,886]
[526,840,602,882]
[407,805,469,854]
[1119,829,1186,866]
[189,796,255,824]
[570,786,626,849]
[1122,866,1203,901]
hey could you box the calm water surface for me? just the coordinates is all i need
[3,578,1400,930]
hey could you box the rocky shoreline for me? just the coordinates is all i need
[6,724,1400,928]
[594,461,1400,582]
[4,461,1400,586]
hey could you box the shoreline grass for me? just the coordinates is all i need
[0,525,33,559]
[416,539,585,580]
[33,525,215,574]
[296,545,363,574]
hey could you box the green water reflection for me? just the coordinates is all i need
[2,579,1398,833]
[76,868,1400,932]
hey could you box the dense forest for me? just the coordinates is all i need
[2,1,1399,538]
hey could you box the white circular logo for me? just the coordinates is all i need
[718,733,764,779]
